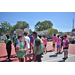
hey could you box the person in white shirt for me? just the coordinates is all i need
[23,32,32,62]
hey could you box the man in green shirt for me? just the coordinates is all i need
[33,32,43,62]
[13,33,17,51]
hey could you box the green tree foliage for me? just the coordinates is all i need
[14,21,29,30]
[0,22,11,35]
[29,29,32,33]
[0,21,29,36]
[47,28,58,36]
[34,20,53,31]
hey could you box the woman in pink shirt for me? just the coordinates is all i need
[56,35,61,54]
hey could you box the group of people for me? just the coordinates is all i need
[4,31,69,62]
[52,34,69,60]
[4,31,47,62]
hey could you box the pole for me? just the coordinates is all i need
[73,18,74,29]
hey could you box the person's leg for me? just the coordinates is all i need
[57,47,58,53]
[30,42,31,53]
[6,49,9,59]
[8,48,11,60]
[53,44,55,50]
[59,45,61,52]
[36,55,41,62]
[66,50,68,58]
[64,51,66,58]
[21,58,24,62]
[25,55,27,62]
[27,54,32,61]
[18,58,21,62]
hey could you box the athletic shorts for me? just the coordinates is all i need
[25,49,29,55]
[53,41,56,44]
[57,45,61,47]
[30,42,33,47]
[63,47,68,51]
[42,45,45,49]
[45,45,47,47]
[18,58,24,62]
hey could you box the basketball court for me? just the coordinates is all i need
[0,42,75,62]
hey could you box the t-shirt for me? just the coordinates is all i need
[41,37,45,45]
[16,42,25,58]
[30,35,33,42]
[5,39,11,44]
[34,37,43,55]
[23,36,30,49]
[45,38,47,45]
[13,36,17,44]
[63,39,69,48]
[56,38,61,45]
[52,36,57,42]
[17,39,20,43]
[5,39,12,49]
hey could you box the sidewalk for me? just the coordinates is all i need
[41,52,75,62]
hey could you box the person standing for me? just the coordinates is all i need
[16,35,27,62]
[30,34,34,53]
[52,34,57,51]
[44,35,47,53]
[56,35,61,54]
[13,33,17,51]
[23,32,32,62]
[41,36,45,52]
[62,35,69,60]
[60,36,64,52]
[5,35,12,61]
[33,32,43,62]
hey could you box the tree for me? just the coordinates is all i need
[34,20,53,31]
[14,21,29,30]
[43,30,50,36]
[29,29,32,33]
[47,28,58,36]
[10,21,29,36]
[0,22,11,35]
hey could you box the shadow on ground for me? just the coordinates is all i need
[58,59,65,62]
[49,53,58,57]
[47,50,53,52]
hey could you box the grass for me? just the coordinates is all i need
[70,43,75,45]
[0,41,4,43]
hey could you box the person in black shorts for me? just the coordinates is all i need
[5,35,12,61]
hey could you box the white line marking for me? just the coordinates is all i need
[43,55,75,62]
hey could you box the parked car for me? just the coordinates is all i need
[70,39,75,44]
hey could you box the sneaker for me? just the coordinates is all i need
[62,57,66,60]
[8,59,12,61]
[30,59,32,62]
[66,57,68,59]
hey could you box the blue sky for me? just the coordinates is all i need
[0,12,75,32]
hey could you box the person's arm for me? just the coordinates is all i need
[13,37,14,43]
[16,47,27,52]
[33,46,39,62]
[24,41,27,48]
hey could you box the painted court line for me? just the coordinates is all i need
[43,54,75,62]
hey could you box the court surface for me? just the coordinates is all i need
[0,42,75,62]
